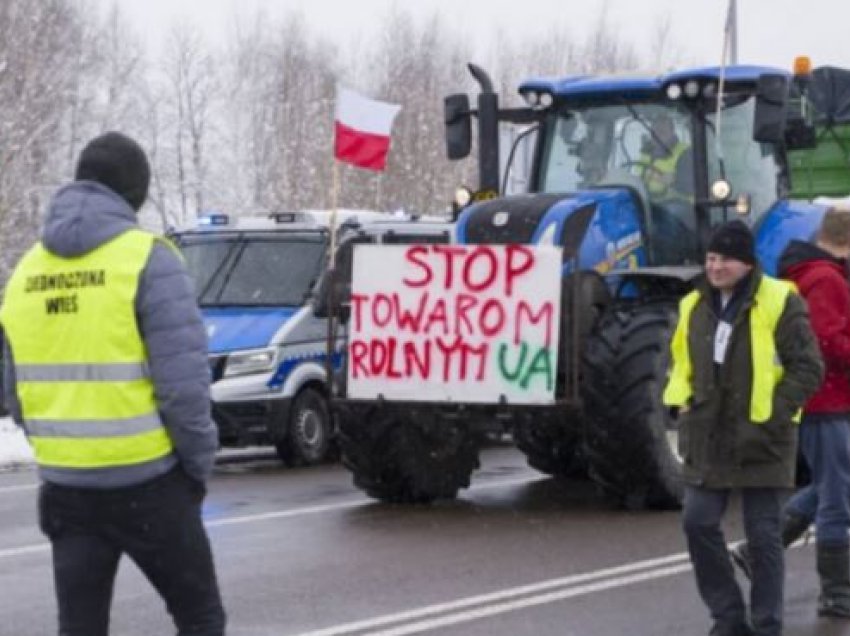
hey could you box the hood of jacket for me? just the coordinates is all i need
[778,239,845,281]
[42,181,138,258]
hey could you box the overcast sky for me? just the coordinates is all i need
[104,0,850,71]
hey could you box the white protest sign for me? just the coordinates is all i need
[347,244,562,404]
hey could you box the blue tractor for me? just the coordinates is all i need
[437,62,832,508]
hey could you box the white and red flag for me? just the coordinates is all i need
[334,86,401,171]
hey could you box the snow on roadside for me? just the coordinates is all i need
[0,416,34,469]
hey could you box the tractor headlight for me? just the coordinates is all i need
[539,92,554,108]
[710,179,732,201]
[522,90,540,107]
[224,348,277,377]
[454,186,473,208]
[666,83,682,100]
[684,80,700,99]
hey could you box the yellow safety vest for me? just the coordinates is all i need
[663,276,799,423]
[0,229,174,469]
[637,141,689,199]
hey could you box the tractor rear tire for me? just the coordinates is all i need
[514,420,585,478]
[515,272,609,479]
[339,410,480,504]
[581,303,683,509]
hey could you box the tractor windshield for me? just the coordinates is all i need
[538,94,784,264]
[180,233,327,307]
[540,102,697,263]
[705,94,783,221]
[541,103,693,197]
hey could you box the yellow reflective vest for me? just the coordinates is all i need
[0,229,174,469]
[663,275,799,423]
[637,141,689,199]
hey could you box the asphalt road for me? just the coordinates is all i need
[0,445,847,636]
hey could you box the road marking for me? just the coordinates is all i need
[291,536,816,636]
[0,475,544,558]
[0,543,49,559]
[207,475,543,528]
[360,564,694,636]
[0,483,38,494]
[290,553,691,636]
[207,500,365,527]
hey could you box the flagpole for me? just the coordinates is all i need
[324,160,341,398]
[715,0,734,170]
[729,0,738,65]
[330,160,340,259]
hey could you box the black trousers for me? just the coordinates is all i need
[683,486,786,636]
[38,468,226,636]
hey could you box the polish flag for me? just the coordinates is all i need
[334,86,401,171]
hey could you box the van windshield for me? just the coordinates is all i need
[179,233,327,307]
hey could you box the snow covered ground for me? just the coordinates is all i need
[0,416,34,469]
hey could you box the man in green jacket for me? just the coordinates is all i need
[664,220,824,636]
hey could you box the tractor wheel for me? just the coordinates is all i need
[339,410,480,504]
[581,303,683,509]
[514,419,585,478]
[515,271,609,479]
[275,388,333,466]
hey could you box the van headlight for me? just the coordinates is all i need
[223,348,276,377]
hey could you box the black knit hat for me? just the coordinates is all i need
[74,132,150,211]
[706,220,756,265]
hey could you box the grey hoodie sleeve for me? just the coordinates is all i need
[136,242,218,483]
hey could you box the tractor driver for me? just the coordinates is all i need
[636,113,692,199]
[634,112,697,264]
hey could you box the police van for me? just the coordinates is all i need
[174,210,452,465]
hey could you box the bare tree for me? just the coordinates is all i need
[220,10,338,214]
[161,21,217,224]
[0,0,85,281]
[366,8,472,215]
[649,12,685,70]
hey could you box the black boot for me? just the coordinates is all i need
[730,510,810,580]
[817,544,850,618]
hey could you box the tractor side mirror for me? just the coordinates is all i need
[753,74,789,144]
[445,94,472,160]
[312,239,371,322]
[311,268,351,324]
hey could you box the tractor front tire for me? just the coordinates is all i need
[581,303,683,509]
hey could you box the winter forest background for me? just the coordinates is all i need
[0,0,688,284]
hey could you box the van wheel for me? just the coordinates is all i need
[275,388,332,466]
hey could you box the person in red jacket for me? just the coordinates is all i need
[734,206,850,618]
